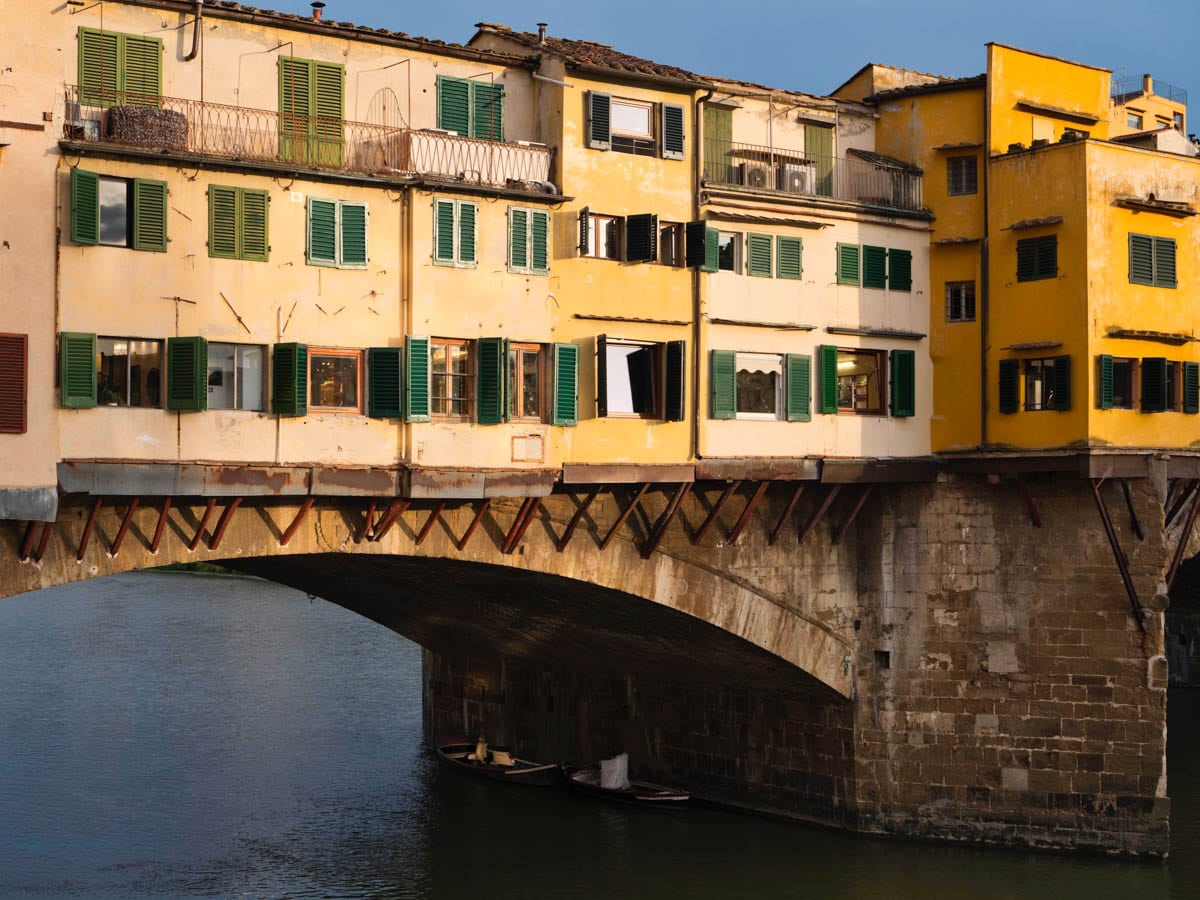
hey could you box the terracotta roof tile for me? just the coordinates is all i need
[483,26,703,83]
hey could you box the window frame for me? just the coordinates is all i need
[1023,356,1071,412]
[70,169,168,252]
[1016,234,1057,282]
[307,347,363,414]
[307,197,368,269]
[610,97,657,157]
[436,74,504,141]
[582,212,623,260]
[432,198,477,268]
[734,352,784,420]
[508,206,550,275]
[717,231,741,273]
[658,221,684,266]
[508,341,545,423]
[208,185,269,262]
[834,348,886,416]
[1128,233,1176,288]
[946,155,978,196]
[96,335,163,408]
[946,281,976,322]
[600,338,663,419]
[77,27,162,108]
[430,337,475,420]
[207,342,267,412]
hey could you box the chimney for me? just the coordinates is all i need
[537,22,547,45]
[1143,73,1154,96]
[311,1,325,20]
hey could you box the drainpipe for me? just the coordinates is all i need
[980,80,991,448]
[183,1,204,62]
[692,88,714,464]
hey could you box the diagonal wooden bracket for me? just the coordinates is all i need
[415,501,446,547]
[371,499,410,542]
[600,483,650,551]
[726,482,768,546]
[832,484,875,546]
[641,483,691,559]
[32,522,53,563]
[150,497,172,553]
[208,498,242,551]
[691,481,740,546]
[1165,478,1197,531]
[19,521,41,562]
[188,498,218,551]
[457,500,491,552]
[1016,479,1042,527]
[769,483,805,547]
[1119,479,1145,542]
[109,498,141,557]
[557,489,600,552]
[1167,479,1200,590]
[501,497,541,554]
[1092,478,1145,634]
[798,484,841,545]
[280,497,315,547]
[355,501,377,544]
[77,496,103,562]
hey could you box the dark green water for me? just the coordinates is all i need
[0,572,1195,898]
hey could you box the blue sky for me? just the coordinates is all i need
[270,0,1197,112]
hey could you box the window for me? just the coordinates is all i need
[746,233,773,277]
[508,343,543,421]
[307,198,367,268]
[77,27,161,107]
[947,156,978,195]
[836,243,860,285]
[776,236,803,280]
[946,281,976,322]
[1129,234,1176,288]
[309,348,361,412]
[598,337,685,421]
[1139,358,1198,413]
[431,339,474,418]
[581,211,622,260]
[98,336,162,407]
[711,351,811,422]
[69,169,167,251]
[835,349,885,414]
[1174,112,1185,131]
[815,345,913,417]
[509,207,549,274]
[209,185,269,261]
[736,353,783,419]
[718,232,740,272]
[1023,356,1070,411]
[839,243,911,290]
[0,334,28,434]
[659,221,684,266]
[207,343,265,411]
[278,57,344,166]
[433,198,477,267]
[585,92,684,159]
[1098,355,1136,410]
[1016,234,1057,282]
[437,75,504,140]
[1127,112,1144,130]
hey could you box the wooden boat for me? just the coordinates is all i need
[563,766,690,806]
[434,738,559,786]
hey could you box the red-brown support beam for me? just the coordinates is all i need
[415,501,446,547]
[1119,479,1145,542]
[502,498,542,555]
[280,497,315,547]
[500,498,536,555]
[32,522,54,563]
[798,484,841,545]
[600,483,650,552]
[150,497,172,554]
[371,499,410,543]
[77,497,103,562]
[208,497,243,551]
[109,498,141,557]
[188,498,217,552]
[355,501,377,544]
[1166,479,1197,530]
[726,481,769,547]
[1092,478,1145,633]
[832,484,875,546]
[1167,481,1200,590]
[641,483,691,559]
[691,481,740,546]
[19,521,40,562]
[557,489,601,552]
[769,483,806,547]
[456,500,491,552]
[1016,479,1042,527]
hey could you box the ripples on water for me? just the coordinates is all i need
[0,573,1195,899]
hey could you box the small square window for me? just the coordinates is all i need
[735,352,783,420]
[1111,358,1135,409]
[431,339,474,418]
[947,156,977,195]
[658,221,684,266]
[946,281,976,322]
[604,340,662,418]
[309,348,362,412]
[207,342,265,411]
[717,232,740,272]
[97,337,163,407]
[508,342,543,421]
[1127,111,1144,130]
[584,213,622,260]
[836,349,885,415]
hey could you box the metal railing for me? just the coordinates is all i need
[702,138,924,212]
[1111,75,1188,105]
[63,86,554,189]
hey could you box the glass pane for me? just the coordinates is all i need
[837,351,881,411]
[236,345,264,411]
[718,234,736,271]
[207,343,237,410]
[97,337,129,406]
[736,355,781,416]
[98,177,128,247]
[611,100,651,136]
[606,344,657,416]
[310,354,358,408]
[431,374,448,415]
[521,350,540,418]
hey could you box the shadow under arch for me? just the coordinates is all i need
[1168,552,1200,685]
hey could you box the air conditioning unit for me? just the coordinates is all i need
[740,162,776,190]
[777,164,815,194]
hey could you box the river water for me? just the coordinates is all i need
[0,572,1197,899]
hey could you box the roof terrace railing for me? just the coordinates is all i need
[1111,75,1187,105]
[63,86,554,189]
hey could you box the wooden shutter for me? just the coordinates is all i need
[70,168,100,245]
[367,347,403,418]
[458,202,476,265]
[166,336,208,411]
[122,34,162,105]
[626,214,658,263]
[278,56,312,163]
[586,91,612,150]
[434,199,456,263]
[78,28,119,107]
[1184,362,1200,415]
[703,227,719,273]
[661,103,685,160]
[684,221,707,269]
[240,189,269,262]
[777,236,802,280]
[746,233,772,277]
[836,243,860,286]
[208,185,239,259]
[998,359,1020,413]
[665,341,685,422]
[889,248,913,291]
[509,207,528,270]
[307,198,337,266]
[476,337,506,425]
[405,336,431,423]
[710,349,736,420]
[1016,238,1036,281]
[531,210,549,273]
[312,61,345,166]
[1097,354,1114,409]
[1050,355,1071,411]
[131,179,167,252]
[817,345,838,413]
[805,123,833,194]
[272,342,307,417]
[862,245,887,289]
[785,354,812,422]
[340,202,368,267]
[60,331,97,409]
[472,81,504,141]
[0,334,28,433]
[595,334,608,418]
[437,76,470,136]
[1129,234,1154,285]
[1141,357,1168,412]
[550,343,578,426]
[1036,236,1057,279]
[890,349,915,417]
[578,207,591,255]
[1155,237,1177,288]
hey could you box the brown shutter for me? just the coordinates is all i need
[0,333,28,433]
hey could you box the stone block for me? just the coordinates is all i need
[1001,767,1029,791]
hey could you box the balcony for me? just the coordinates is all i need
[703,138,924,213]
[62,86,554,190]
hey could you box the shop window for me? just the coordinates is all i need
[208,343,265,411]
[309,348,362,412]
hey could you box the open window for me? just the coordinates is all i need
[597,336,684,421]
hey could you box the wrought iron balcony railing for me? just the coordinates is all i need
[703,138,924,212]
[63,86,554,190]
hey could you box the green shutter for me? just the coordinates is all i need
[1141,357,1168,412]
[551,343,578,426]
[587,91,612,150]
[777,236,802,280]
[746,233,772,277]
[1051,355,1071,411]
[312,60,345,166]
[704,226,719,273]
[626,213,658,263]
[889,248,912,291]
[836,243,860,286]
[710,349,736,420]
[121,34,162,106]
[1184,362,1200,415]
[272,342,307,417]
[340,202,367,267]
[1129,234,1154,285]
[307,198,337,266]
[434,199,455,263]
[70,168,100,245]
[890,349,915,417]
[476,337,506,425]
[862,245,887,289]
[665,341,686,422]
[131,179,168,252]
[458,202,476,265]
[78,28,119,107]
[661,103,685,160]
[1098,354,1114,409]
[405,336,431,423]
[998,359,1020,413]
[817,345,838,414]
[278,57,312,163]
[531,210,549,274]
[509,207,528,270]
[437,76,470,136]
[367,347,403,418]
[471,81,504,140]
[785,354,812,422]
[1155,237,1177,288]
[240,189,269,261]
[208,185,239,259]
[166,336,207,411]
[60,331,97,409]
